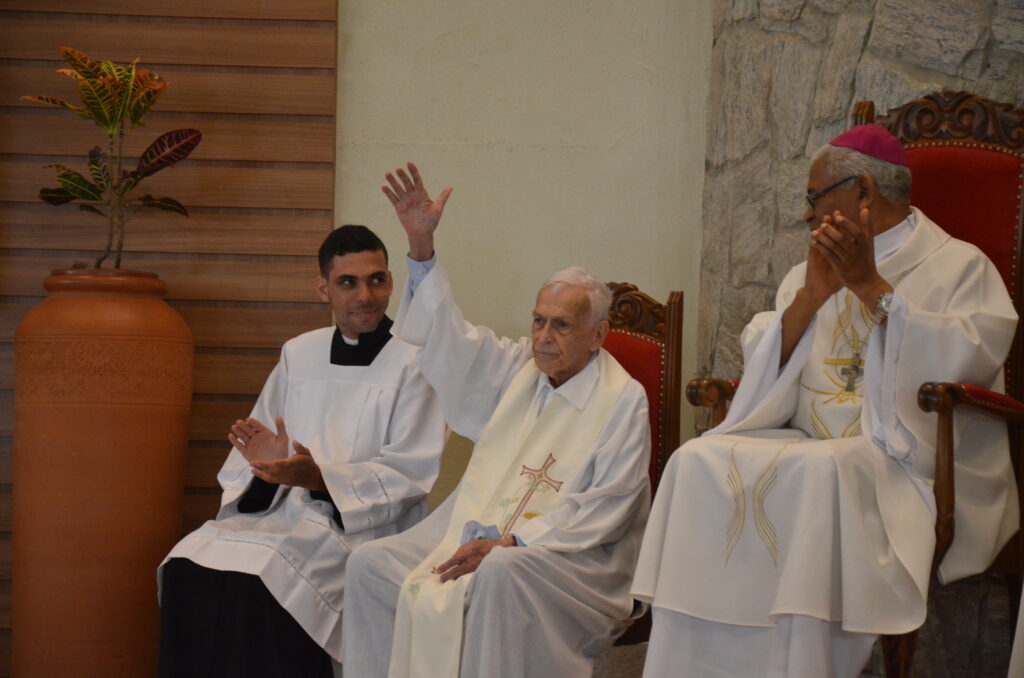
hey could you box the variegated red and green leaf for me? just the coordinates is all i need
[103,60,137,133]
[60,46,104,80]
[101,59,136,86]
[79,204,106,217]
[78,78,121,135]
[129,70,168,126]
[133,128,202,180]
[20,94,91,119]
[87,146,111,190]
[55,167,104,202]
[55,68,85,80]
[135,195,188,216]
[39,187,77,205]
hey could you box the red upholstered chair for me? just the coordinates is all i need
[854,90,1024,677]
[687,91,1024,677]
[602,282,683,645]
[603,283,684,489]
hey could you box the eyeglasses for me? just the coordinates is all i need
[805,175,857,210]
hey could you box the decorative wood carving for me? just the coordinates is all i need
[607,282,668,339]
[862,90,1024,150]
[605,282,684,475]
[686,377,737,429]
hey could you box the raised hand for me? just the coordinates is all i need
[811,208,890,307]
[250,441,326,491]
[229,416,289,465]
[382,162,453,261]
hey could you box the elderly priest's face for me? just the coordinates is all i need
[531,284,607,388]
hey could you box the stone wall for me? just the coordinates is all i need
[701,1,1023,676]
[701,0,1023,384]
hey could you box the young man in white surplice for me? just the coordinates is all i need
[158,225,447,678]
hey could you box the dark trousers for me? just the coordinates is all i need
[159,558,333,678]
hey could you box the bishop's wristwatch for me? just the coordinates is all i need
[872,291,894,325]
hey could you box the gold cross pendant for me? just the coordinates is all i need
[839,350,864,392]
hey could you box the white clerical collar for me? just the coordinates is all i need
[534,351,600,411]
[341,333,359,346]
[873,209,915,262]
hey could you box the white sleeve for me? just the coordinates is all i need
[709,267,809,434]
[321,364,447,534]
[393,261,533,442]
[215,350,288,516]
[864,253,1018,471]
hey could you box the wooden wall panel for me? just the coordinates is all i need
[0,5,335,675]
[192,353,279,395]
[0,17,336,68]
[174,306,329,349]
[0,255,324,302]
[0,160,334,209]
[0,0,336,21]
[2,65,337,115]
[186,446,231,488]
[0,111,337,162]
[0,302,35,342]
[0,204,333,255]
[0,399,9,437]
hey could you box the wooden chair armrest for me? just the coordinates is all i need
[916,382,1024,576]
[686,378,738,429]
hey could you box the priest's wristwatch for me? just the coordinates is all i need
[871,291,893,325]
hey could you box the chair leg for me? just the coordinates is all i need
[881,631,918,678]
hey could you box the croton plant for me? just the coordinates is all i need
[23,46,202,268]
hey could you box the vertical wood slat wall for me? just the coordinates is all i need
[0,3,336,673]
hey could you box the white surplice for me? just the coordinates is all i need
[632,208,1019,677]
[160,326,447,661]
[342,263,651,678]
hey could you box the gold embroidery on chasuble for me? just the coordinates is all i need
[498,453,564,538]
[795,291,873,440]
[386,353,631,678]
[723,439,801,569]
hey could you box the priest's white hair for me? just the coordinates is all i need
[541,267,612,329]
[813,143,912,203]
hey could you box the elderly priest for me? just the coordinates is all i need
[158,225,447,678]
[631,125,1019,677]
[341,163,651,678]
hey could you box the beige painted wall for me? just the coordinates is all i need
[334,1,711,444]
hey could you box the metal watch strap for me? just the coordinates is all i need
[872,291,893,325]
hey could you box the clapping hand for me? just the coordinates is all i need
[228,417,326,491]
[229,416,288,464]
[811,208,889,307]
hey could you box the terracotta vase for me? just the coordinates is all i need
[13,268,193,677]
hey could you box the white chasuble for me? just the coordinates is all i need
[633,208,1018,644]
[387,351,631,678]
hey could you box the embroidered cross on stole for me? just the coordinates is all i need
[387,351,631,678]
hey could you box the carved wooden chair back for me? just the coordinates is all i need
[602,283,683,493]
[853,91,1024,407]
[601,282,683,648]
